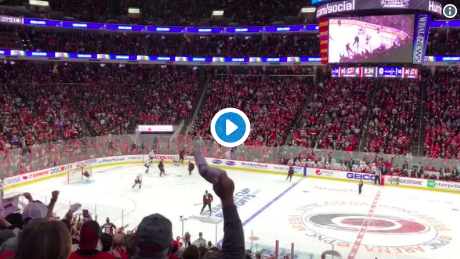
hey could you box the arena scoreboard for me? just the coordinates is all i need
[331,67,419,79]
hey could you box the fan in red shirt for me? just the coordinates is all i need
[69,221,115,259]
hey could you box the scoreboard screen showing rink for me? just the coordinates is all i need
[331,67,419,79]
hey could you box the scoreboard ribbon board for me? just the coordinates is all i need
[332,67,419,78]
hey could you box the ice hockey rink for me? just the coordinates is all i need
[328,19,409,63]
[6,164,460,259]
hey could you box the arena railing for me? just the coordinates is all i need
[1,134,459,180]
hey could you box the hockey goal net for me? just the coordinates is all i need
[66,167,84,184]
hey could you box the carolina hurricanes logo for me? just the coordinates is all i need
[295,203,444,248]
[306,213,429,234]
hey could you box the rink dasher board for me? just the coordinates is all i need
[2,154,459,195]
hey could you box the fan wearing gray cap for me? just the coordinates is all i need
[132,213,173,259]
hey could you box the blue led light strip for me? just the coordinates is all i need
[0,49,322,63]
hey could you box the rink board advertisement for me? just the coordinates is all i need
[2,154,459,194]
[385,175,460,192]
[306,168,376,183]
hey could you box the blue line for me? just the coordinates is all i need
[242,178,303,226]
[218,178,304,244]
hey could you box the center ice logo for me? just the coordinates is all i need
[290,202,452,256]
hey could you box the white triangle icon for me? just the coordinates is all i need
[226,119,238,136]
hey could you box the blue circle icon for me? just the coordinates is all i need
[211,108,251,148]
[215,112,246,143]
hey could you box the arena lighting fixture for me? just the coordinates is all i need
[128,8,140,14]
[301,7,316,13]
[212,10,224,17]
[29,0,49,7]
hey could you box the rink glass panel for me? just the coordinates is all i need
[1,134,459,178]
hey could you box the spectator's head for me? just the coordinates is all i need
[79,221,101,251]
[100,233,113,252]
[198,245,208,257]
[256,251,262,259]
[21,201,47,224]
[207,241,212,248]
[15,219,71,259]
[133,213,173,258]
[182,245,200,259]
[113,233,123,247]
[5,213,24,230]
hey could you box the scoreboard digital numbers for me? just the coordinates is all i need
[332,67,418,79]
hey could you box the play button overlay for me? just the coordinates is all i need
[211,108,251,147]
[226,120,238,135]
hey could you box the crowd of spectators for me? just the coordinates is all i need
[2,0,309,25]
[0,61,84,150]
[424,68,460,159]
[137,67,198,125]
[21,28,323,57]
[293,78,372,151]
[183,35,261,57]
[26,28,184,56]
[232,0,305,26]
[365,80,418,155]
[0,61,200,148]
[191,75,311,147]
[261,34,319,57]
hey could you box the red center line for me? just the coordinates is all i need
[347,189,382,259]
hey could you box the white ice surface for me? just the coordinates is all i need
[7,164,460,259]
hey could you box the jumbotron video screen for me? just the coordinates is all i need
[328,15,415,63]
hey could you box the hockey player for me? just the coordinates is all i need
[132,174,142,189]
[188,161,195,175]
[200,190,213,215]
[144,160,150,174]
[346,43,353,56]
[374,166,381,186]
[83,167,92,182]
[158,159,166,177]
[173,155,180,166]
[353,35,359,47]
[358,175,363,195]
[102,218,116,235]
[148,149,155,160]
[179,149,185,164]
[286,166,294,182]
